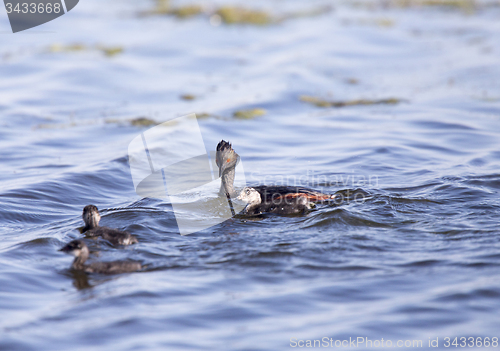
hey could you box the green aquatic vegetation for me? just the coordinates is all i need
[108,117,178,127]
[195,112,217,119]
[155,0,170,13]
[374,18,395,27]
[299,96,332,108]
[180,94,197,101]
[278,5,333,22]
[33,118,98,130]
[48,43,86,53]
[97,45,124,57]
[130,117,158,127]
[216,6,273,25]
[233,108,267,119]
[170,4,203,18]
[341,17,395,27]
[33,122,77,130]
[47,44,124,57]
[400,0,478,14]
[299,95,403,108]
[394,0,475,9]
[353,0,488,13]
[142,0,203,18]
[346,78,360,85]
[141,1,332,25]
[215,4,332,25]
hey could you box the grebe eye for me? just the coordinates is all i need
[226,158,230,163]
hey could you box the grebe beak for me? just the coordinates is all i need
[59,245,71,253]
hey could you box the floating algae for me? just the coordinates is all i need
[141,0,203,18]
[278,5,333,22]
[216,4,332,25]
[393,0,475,9]
[341,17,395,27]
[153,0,170,14]
[141,1,333,25]
[299,95,403,108]
[351,0,487,13]
[33,122,77,130]
[215,6,273,25]
[180,94,197,101]
[48,43,86,53]
[130,117,158,127]
[195,112,218,119]
[346,78,360,85]
[47,43,124,57]
[233,108,267,119]
[170,5,203,18]
[97,45,124,57]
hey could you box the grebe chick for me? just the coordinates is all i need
[216,140,336,215]
[82,205,138,245]
[59,240,141,274]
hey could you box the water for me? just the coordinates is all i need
[1,1,500,350]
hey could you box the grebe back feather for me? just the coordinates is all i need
[59,239,141,274]
[82,205,138,245]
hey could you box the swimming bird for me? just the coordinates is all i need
[82,205,138,245]
[59,239,141,274]
[216,140,335,215]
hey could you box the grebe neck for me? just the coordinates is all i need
[220,167,237,197]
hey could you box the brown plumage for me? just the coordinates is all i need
[59,240,141,274]
[216,141,336,215]
[82,205,138,245]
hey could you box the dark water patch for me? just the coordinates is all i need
[435,287,500,303]
[411,119,476,131]
[399,259,445,267]
[405,141,469,156]
[297,264,377,272]
[303,207,392,229]
[465,173,500,190]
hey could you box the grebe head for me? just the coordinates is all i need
[216,140,240,177]
[59,239,89,258]
[83,205,100,229]
[237,187,261,204]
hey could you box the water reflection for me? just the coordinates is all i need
[69,269,92,290]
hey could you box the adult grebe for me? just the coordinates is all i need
[216,140,335,215]
[59,240,141,274]
[216,140,240,198]
[82,205,138,245]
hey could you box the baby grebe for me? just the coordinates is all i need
[216,140,335,215]
[82,205,138,245]
[59,239,141,274]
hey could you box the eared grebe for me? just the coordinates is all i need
[82,205,138,245]
[216,140,335,215]
[59,239,141,274]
